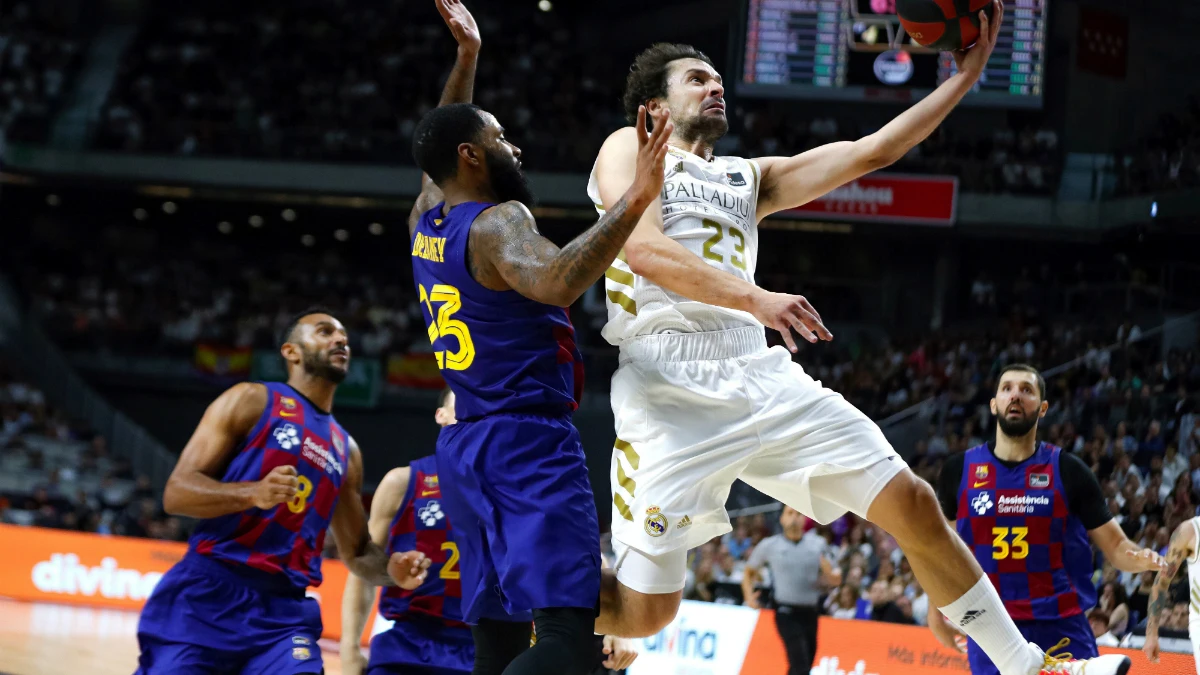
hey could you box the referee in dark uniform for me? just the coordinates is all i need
[743,506,840,675]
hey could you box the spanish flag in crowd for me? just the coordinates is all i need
[194,344,253,377]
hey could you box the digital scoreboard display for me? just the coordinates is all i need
[738,0,1047,108]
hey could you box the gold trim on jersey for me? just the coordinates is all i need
[615,493,634,521]
[607,290,637,316]
[614,438,640,470]
[605,266,635,287]
[617,462,636,497]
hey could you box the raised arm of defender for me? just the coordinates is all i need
[755,1,1004,218]
[408,0,482,236]
[466,107,672,307]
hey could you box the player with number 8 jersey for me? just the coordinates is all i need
[135,310,430,675]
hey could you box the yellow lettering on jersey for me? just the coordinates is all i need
[411,233,446,263]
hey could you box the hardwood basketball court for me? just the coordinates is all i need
[0,598,348,675]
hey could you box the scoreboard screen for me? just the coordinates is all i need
[737,0,1047,108]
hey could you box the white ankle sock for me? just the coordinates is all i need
[938,576,1042,675]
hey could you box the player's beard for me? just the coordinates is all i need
[676,110,729,146]
[301,346,348,384]
[486,149,535,206]
[996,407,1038,438]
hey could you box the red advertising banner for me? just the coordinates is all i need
[785,173,959,226]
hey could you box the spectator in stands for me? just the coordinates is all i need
[866,579,912,625]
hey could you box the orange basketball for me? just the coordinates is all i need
[897,0,994,51]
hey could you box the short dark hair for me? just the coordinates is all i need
[278,306,339,350]
[412,103,487,184]
[997,363,1046,400]
[438,387,454,408]
[622,43,715,126]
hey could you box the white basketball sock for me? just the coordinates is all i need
[938,576,1043,675]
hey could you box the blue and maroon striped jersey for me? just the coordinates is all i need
[410,201,584,420]
[378,455,466,626]
[956,442,1097,621]
[189,381,350,590]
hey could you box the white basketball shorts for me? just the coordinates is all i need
[608,326,906,594]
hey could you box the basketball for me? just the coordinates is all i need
[896,0,994,51]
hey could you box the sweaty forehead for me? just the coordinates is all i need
[479,111,502,135]
[668,58,721,82]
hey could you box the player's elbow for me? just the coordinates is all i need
[161,478,186,516]
[623,238,658,278]
[856,135,902,172]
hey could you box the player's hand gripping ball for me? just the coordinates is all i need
[897,0,995,50]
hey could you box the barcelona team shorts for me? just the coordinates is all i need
[366,618,474,675]
[435,412,602,623]
[135,552,324,675]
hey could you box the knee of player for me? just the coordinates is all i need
[874,471,947,547]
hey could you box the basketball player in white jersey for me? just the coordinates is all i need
[1144,516,1199,667]
[588,3,1127,674]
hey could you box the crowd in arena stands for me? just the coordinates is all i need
[86,0,1064,194]
[0,2,86,144]
[731,105,1061,195]
[1117,93,1200,196]
[19,228,1148,431]
[683,334,1200,644]
[94,0,622,171]
[0,359,183,541]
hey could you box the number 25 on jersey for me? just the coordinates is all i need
[419,284,475,371]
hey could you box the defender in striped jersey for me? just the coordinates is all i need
[340,390,639,675]
[933,365,1165,674]
[341,389,472,675]
[1144,515,1200,667]
[135,309,430,675]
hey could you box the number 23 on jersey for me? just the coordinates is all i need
[419,284,475,371]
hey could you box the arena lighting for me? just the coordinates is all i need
[538,0,551,11]
[1150,201,1158,218]
[133,208,148,221]
[334,229,349,241]
[248,215,264,227]
[281,209,297,222]
[301,234,316,247]
[368,222,384,235]
[217,221,233,234]
[162,201,177,214]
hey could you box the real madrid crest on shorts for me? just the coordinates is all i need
[644,506,667,537]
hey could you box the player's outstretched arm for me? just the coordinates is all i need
[163,382,293,518]
[467,106,672,307]
[331,440,430,588]
[408,0,482,236]
[1144,520,1194,663]
[755,0,1004,219]
[339,466,412,675]
[1089,519,1168,573]
[595,126,831,351]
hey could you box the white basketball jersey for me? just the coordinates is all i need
[1187,517,1200,624]
[586,146,764,347]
